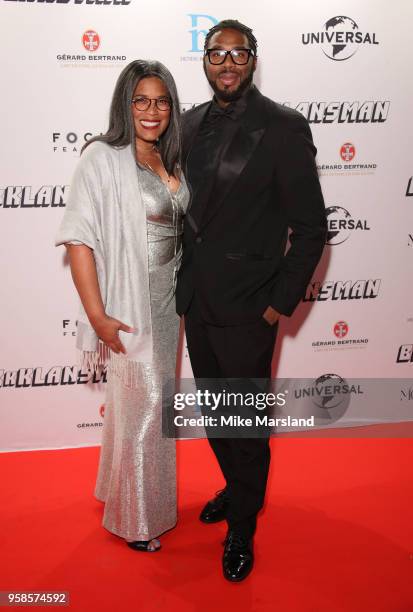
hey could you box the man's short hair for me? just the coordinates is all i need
[204,19,258,56]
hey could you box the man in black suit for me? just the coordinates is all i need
[176,19,326,581]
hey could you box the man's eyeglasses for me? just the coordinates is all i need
[204,48,255,65]
[131,97,172,111]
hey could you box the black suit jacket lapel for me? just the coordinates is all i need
[199,88,267,230]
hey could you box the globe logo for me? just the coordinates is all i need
[326,206,352,245]
[325,206,370,245]
[302,16,379,62]
[322,16,359,61]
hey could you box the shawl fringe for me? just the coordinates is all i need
[79,344,141,389]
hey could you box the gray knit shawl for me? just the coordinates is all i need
[55,141,153,384]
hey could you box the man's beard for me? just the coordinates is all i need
[204,67,254,103]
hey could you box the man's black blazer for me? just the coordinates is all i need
[176,86,327,325]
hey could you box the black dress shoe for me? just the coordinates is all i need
[222,531,254,582]
[199,488,229,524]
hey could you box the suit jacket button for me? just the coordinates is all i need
[195,236,202,244]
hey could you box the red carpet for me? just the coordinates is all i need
[1,438,412,611]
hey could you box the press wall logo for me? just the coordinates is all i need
[340,143,355,161]
[0,185,68,209]
[406,177,413,197]
[312,322,368,351]
[397,345,413,364]
[301,16,379,61]
[0,365,107,388]
[283,101,389,124]
[318,142,377,176]
[400,387,413,401]
[62,320,77,337]
[326,206,371,245]
[181,14,218,61]
[333,321,348,338]
[293,374,362,423]
[82,30,100,52]
[303,279,381,302]
[56,31,126,66]
[52,131,99,154]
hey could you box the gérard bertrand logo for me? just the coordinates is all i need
[303,279,381,302]
[302,16,379,61]
[317,142,377,176]
[181,13,218,62]
[0,185,68,209]
[326,206,371,245]
[56,29,126,66]
[283,101,389,124]
[311,322,368,351]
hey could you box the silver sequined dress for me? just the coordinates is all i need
[94,166,189,541]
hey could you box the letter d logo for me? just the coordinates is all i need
[188,14,218,52]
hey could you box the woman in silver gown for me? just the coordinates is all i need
[56,61,189,552]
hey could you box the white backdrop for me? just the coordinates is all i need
[1,0,412,451]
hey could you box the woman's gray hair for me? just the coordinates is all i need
[83,59,181,175]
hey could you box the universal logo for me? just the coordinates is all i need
[302,16,379,61]
[293,374,362,424]
[326,206,371,245]
[181,14,218,62]
[56,30,126,65]
[317,142,377,176]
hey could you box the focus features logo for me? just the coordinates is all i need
[312,322,368,351]
[318,142,377,176]
[397,345,413,363]
[283,101,389,124]
[302,16,379,61]
[82,30,100,52]
[303,279,381,302]
[52,131,96,154]
[62,319,77,337]
[326,206,371,245]
[333,321,348,338]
